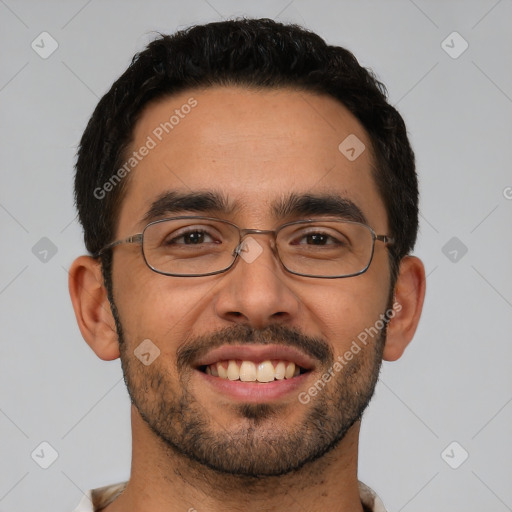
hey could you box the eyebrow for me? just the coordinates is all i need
[142,191,238,223]
[273,192,368,225]
[142,190,368,225]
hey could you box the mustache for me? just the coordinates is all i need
[176,323,333,372]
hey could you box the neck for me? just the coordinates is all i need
[104,406,365,512]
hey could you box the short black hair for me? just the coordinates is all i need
[75,17,418,288]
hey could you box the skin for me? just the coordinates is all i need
[69,86,425,512]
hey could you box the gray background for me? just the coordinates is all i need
[1,1,511,511]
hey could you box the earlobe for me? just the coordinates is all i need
[383,256,426,361]
[68,255,120,361]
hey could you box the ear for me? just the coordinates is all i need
[68,255,120,361]
[383,256,426,361]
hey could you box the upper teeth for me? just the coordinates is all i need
[205,360,301,382]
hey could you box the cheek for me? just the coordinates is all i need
[302,270,390,355]
[112,260,213,349]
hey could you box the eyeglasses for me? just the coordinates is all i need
[95,216,394,279]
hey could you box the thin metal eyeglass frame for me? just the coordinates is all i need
[94,215,395,279]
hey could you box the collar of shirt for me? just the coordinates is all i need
[72,480,387,512]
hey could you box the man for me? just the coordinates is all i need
[69,18,425,512]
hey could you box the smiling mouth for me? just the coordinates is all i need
[198,360,310,383]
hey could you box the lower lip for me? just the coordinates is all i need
[196,369,312,402]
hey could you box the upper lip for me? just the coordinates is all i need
[194,345,316,371]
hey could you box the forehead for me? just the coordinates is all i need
[116,86,387,233]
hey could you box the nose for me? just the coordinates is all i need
[213,234,301,329]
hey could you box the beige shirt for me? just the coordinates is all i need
[72,480,387,512]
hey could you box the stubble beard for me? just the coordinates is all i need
[111,301,387,478]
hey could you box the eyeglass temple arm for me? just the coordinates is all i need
[376,235,394,245]
[94,234,143,258]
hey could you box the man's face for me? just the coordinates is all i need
[110,86,393,476]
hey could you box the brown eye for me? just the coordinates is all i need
[167,230,214,245]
